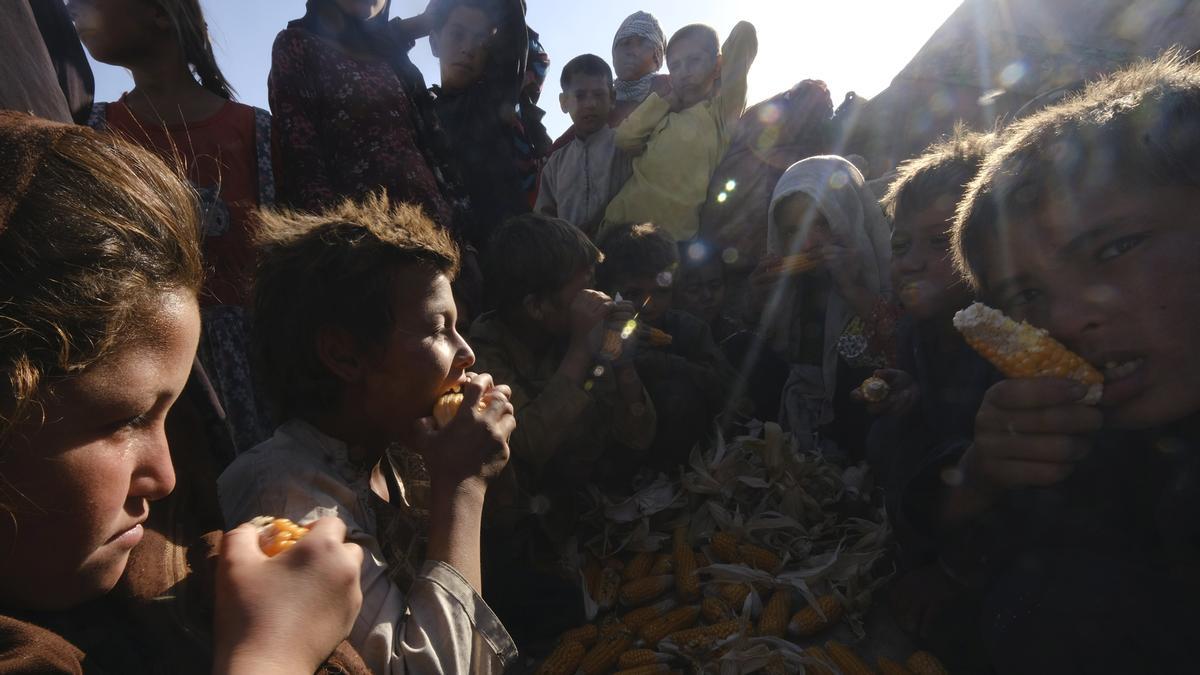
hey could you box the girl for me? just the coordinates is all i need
[0,112,364,674]
[71,0,273,453]
[755,155,895,462]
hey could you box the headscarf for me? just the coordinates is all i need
[0,111,71,232]
[764,156,891,443]
[294,0,392,51]
[612,11,665,102]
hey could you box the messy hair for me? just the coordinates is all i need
[881,125,995,223]
[486,212,603,314]
[430,0,498,32]
[954,51,1200,290]
[252,194,459,419]
[0,119,203,444]
[561,54,613,90]
[155,0,236,99]
[596,222,679,292]
[666,24,719,59]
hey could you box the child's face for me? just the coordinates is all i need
[68,0,163,66]
[560,74,614,136]
[618,272,674,325]
[612,35,659,82]
[891,201,972,321]
[980,184,1200,429]
[775,193,832,255]
[677,258,725,323]
[360,268,475,434]
[431,6,496,91]
[0,290,197,610]
[666,36,718,108]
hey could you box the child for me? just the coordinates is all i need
[218,195,518,674]
[0,111,363,675]
[757,155,894,461]
[535,54,630,238]
[75,0,272,452]
[944,54,1200,672]
[429,0,532,249]
[597,223,737,468]
[602,20,758,241]
[675,240,741,343]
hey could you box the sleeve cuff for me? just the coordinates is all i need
[416,560,519,667]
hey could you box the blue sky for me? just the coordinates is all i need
[87,0,963,137]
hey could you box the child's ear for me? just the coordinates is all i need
[316,325,366,385]
[559,92,569,114]
[522,293,545,321]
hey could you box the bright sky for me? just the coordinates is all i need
[87,0,963,137]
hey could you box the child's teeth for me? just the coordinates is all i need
[1102,359,1142,379]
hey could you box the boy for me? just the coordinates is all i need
[218,195,518,674]
[429,0,530,248]
[675,240,741,343]
[535,54,630,238]
[602,21,758,241]
[597,223,738,468]
[943,54,1200,673]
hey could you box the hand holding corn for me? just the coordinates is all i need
[413,373,515,491]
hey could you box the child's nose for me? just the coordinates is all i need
[131,426,177,502]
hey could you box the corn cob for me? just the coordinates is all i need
[639,605,701,645]
[583,556,602,598]
[534,640,586,675]
[613,666,670,675]
[251,517,310,556]
[826,641,874,675]
[617,649,666,669]
[905,651,950,675]
[620,597,677,632]
[788,595,844,637]
[595,565,623,611]
[650,552,673,575]
[601,328,624,360]
[878,656,915,675]
[709,531,781,572]
[953,302,1103,404]
[624,551,657,581]
[718,582,753,608]
[647,327,674,347]
[763,655,788,675]
[701,596,733,623]
[620,574,673,606]
[756,589,793,638]
[767,253,819,276]
[578,631,634,675]
[672,527,700,601]
[663,619,741,651]
[859,376,890,403]
[557,623,598,647]
[803,646,837,675]
[710,531,741,563]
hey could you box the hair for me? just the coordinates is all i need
[486,213,602,314]
[953,51,1200,290]
[430,0,498,32]
[881,125,995,223]
[155,0,235,99]
[666,24,719,60]
[596,223,679,292]
[252,194,459,419]
[677,239,725,278]
[0,120,203,446]
[560,54,614,91]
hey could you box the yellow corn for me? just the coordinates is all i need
[710,531,741,563]
[647,327,674,347]
[578,631,633,675]
[788,595,844,637]
[663,619,741,651]
[432,391,464,428]
[623,551,657,581]
[826,641,874,675]
[763,655,788,675]
[619,574,673,606]
[617,648,666,669]
[859,376,890,403]
[953,302,1103,403]
[619,597,677,632]
[718,582,753,608]
[905,651,950,675]
[756,588,792,638]
[534,640,586,675]
[557,623,598,648]
[672,527,700,601]
[251,517,310,557]
[595,565,623,611]
[701,596,733,623]
[583,556,601,598]
[804,646,836,675]
[639,605,701,645]
[613,666,670,675]
[709,531,781,572]
[649,552,673,576]
[879,656,915,675]
[769,253,820,276]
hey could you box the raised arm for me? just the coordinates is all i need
[614,93,671,154]
[713,21,759,130]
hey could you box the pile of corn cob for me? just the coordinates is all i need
[533,423,946,674]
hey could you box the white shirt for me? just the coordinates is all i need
[535,126,630,238]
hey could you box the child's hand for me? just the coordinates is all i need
[213,518,363,675]
[851,368,917,416]
[568,289,614,349]
[412,373,515,494]
[961,378,1102,493]
[604,300,641,366]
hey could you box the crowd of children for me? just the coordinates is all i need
[2,0,1199,672]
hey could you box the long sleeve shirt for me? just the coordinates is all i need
[534,127,630,238]
[602,21,758,241]
[217,420,517,675]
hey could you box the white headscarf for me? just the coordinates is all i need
[763,156,891,447]
[612,11,665,102]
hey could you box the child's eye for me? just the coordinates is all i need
[1095,233,1148,262]
[929,235,951,249]
[1005,288,1043,309]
